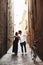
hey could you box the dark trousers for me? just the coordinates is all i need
[20,41,27,53]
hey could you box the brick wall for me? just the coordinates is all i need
[28,0,43,61]
[35,0,43,61]
[7,0,14,49]
[28,0,35,47]
[0,0,7,58]
[0,0,14,58]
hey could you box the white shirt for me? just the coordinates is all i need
[19,33,26,43]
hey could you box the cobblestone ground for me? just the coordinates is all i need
[0,43,43,65]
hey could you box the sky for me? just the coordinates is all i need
[14,0,25,25]
[13,0,28,32]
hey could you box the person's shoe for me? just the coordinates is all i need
[15,53,17,56]
[22,53,24,55]
[32,58,34,60]
[25,52,27,55]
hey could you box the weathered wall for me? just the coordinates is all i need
[35,0,43,61]
[7,0,14,49]
[0,0,7,58]
[28,0,43,61]
[0,0,14,58]
[28,0,34,47]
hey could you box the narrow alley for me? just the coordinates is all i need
[0,43,42,65]
[0,0,43,65]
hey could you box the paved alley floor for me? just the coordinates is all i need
[0,43,43,65]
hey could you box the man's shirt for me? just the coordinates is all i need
[19,34,26,43]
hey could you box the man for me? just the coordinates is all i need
[18,30,27,55]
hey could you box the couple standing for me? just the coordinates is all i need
[12,30,27,55]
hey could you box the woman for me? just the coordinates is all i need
[12,32,19,55]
